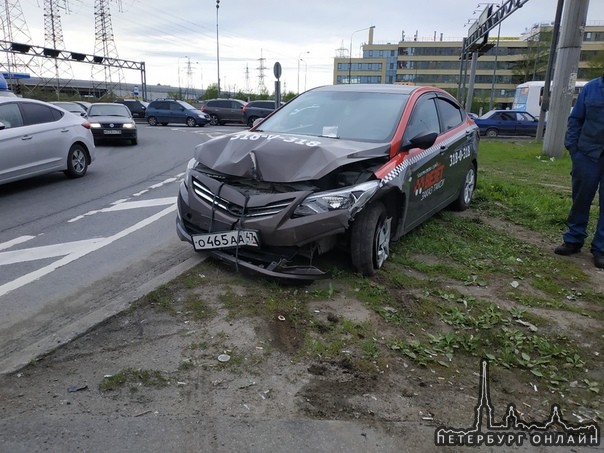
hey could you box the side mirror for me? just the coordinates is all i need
[402,131,438,151]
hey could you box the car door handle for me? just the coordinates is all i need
[61,128,70,133]
[21,135,33,141]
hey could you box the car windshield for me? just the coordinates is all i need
[88,105,130,117]
[256,90,408,142]
[177,100,196,110]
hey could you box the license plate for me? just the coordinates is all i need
[192,230,259,251]
[104,130,121,135]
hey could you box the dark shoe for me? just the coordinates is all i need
[554,242,582,255]
[594,255,604,269]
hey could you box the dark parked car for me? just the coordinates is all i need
[473,109,540,137]
[0,97,95,184]
[87,102,137,145]
[176,84,479,280]
[115,99,149,118]
[145,99,209,127]
[50,101,88,117]
[242,100,281,127]
[200,98,247,125]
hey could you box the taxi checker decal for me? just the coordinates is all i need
[379,132,464,189]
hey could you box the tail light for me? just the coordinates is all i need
[242,105,247,113]
[81,121,91,129]
[200,105,207,111]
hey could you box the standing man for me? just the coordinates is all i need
[554,74,604,269]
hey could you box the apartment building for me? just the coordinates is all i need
[334,23,604,111]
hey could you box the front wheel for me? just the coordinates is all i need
[486,128,498,138]
[147,116,158,126]
[451,164,476,211]
[186,117,197,127]
[350,202,391,276]
[209,114,220,126]
[64,144,88,178]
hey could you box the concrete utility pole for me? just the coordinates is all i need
[543,0,590,158]
[536,0,564,141]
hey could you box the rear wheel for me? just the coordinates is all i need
[486,128,498,138]
[147,116,158,126]
[209,114,220,126]
[186,117,197,127]
[64,144,88,178]
[350,202,391,276]
[451,164,476,211]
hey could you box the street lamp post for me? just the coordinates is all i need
[348,26,374,84]
[303,59,308,92]
[178,56,188,99]
[216,0,221,96]
[297,51,309,94]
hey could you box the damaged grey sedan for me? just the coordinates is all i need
[176,84,479,281]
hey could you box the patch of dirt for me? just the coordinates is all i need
[1,218,603,449]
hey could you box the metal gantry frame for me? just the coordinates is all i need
[0,39,146,99]
[459,0,532,110]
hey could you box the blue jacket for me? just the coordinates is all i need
[565,76,604,159]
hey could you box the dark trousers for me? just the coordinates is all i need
[563,151,604,255]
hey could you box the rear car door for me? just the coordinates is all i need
[434,96,474,206]
[515,112,538,136]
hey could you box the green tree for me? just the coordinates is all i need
[202,83,220,100]
[512,28,552,83]
[583,49,604,80]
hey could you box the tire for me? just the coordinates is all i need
[451,164,476,211]
[131,137,138,145]
[186,117,196,127]
[209,114,220,126]
[350,202,391,276]
[247,116,258,128]
[64,144,88,179]
[486,128,498,138]
[147,116,158,126]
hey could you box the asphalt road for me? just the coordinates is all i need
[0,122,246,374]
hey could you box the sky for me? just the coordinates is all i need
[10,0,604,94]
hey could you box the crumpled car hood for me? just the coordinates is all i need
[194,131,390,182]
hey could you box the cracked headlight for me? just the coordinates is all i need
[294,180,379,217]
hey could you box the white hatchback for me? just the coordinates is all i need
[0,97,96,185]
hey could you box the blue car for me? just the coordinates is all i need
[145,99,209,127]
[474,109,540,137]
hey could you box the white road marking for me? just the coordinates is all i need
[0,236,36,252]
[0,239,104,265]
[0,204,177,298]
[68,196,176,222]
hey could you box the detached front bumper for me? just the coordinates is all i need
[176,214,329,281]
[175,177,351,280]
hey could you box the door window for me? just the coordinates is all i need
[436,98,463,131]
[404,96,440,142]
[20,103,61,125]
[0,103,24,128]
